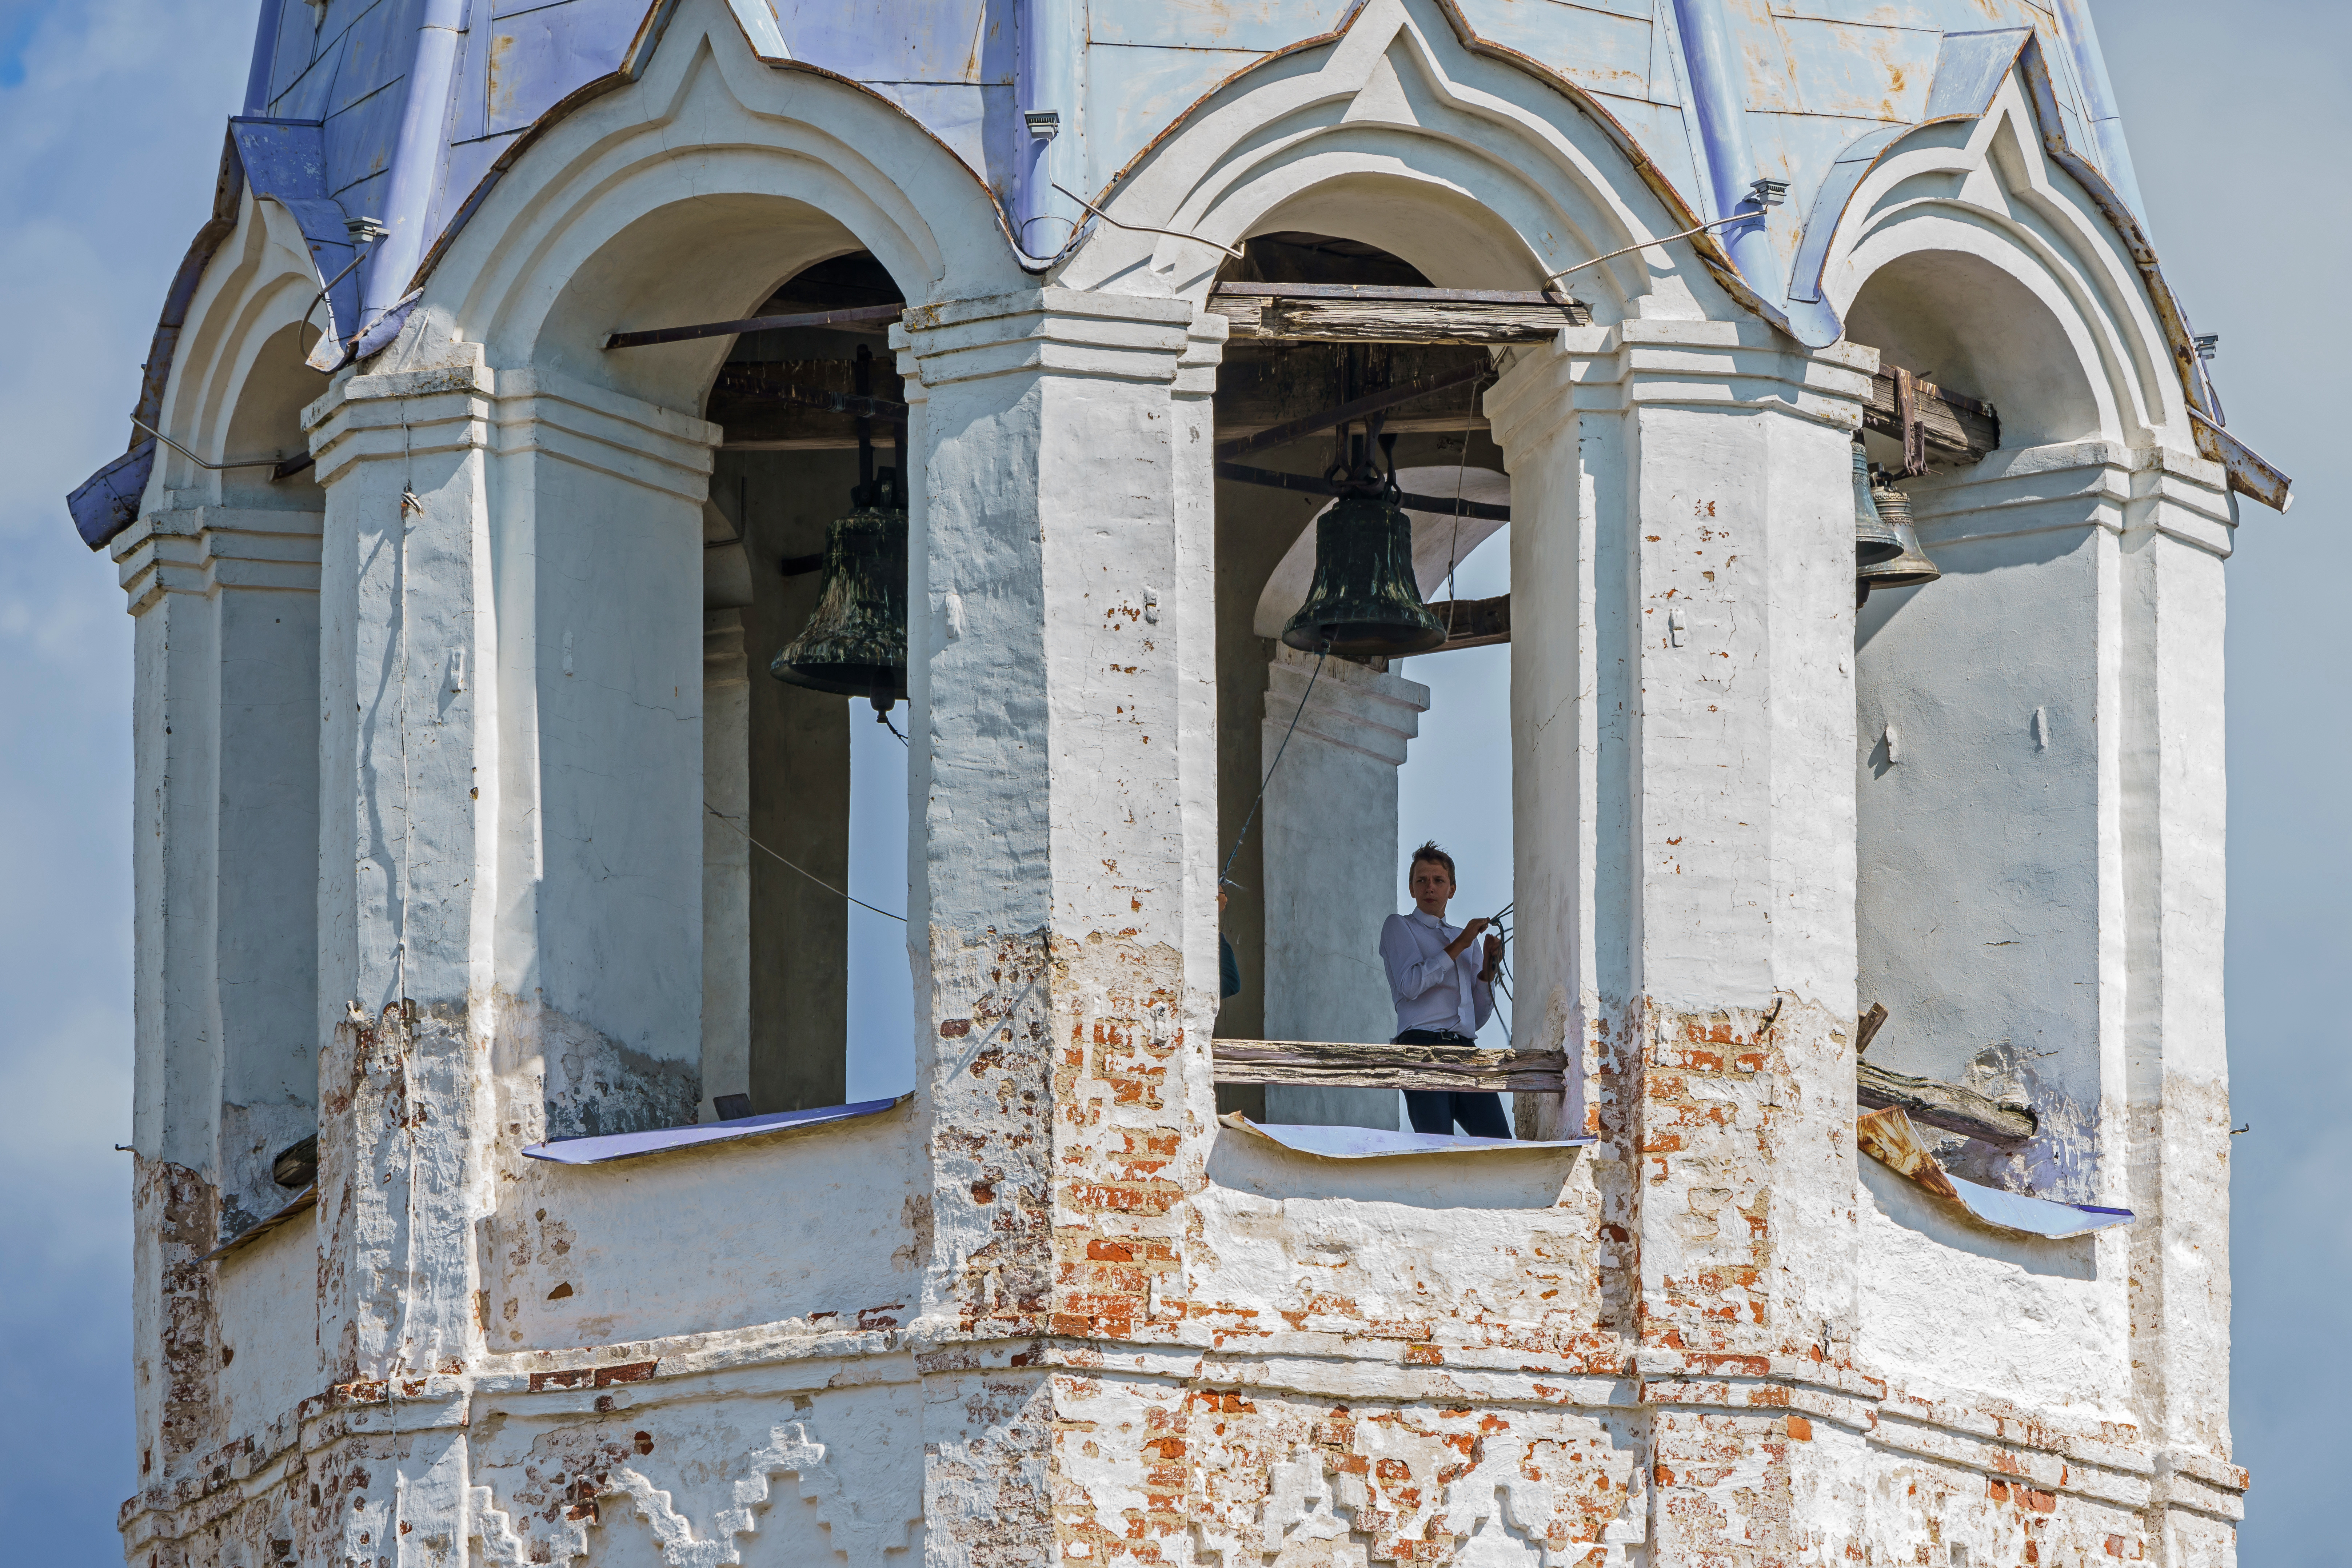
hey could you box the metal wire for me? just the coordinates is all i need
[705,803,906,922]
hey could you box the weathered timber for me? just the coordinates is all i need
[1214,341,1493,445]
[1862,364,1999,466]
[1854,1002,1889,1054]
[1856,1058,2037,1145]
[1215,363,1489,462]
[1210,283,1592,343]
[1212,1038,1568,1092]
[1424,593,1510,650]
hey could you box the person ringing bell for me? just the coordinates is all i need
[1377,840,1510,1139]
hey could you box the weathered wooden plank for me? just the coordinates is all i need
[1210,287,1593,344]
[1214,342,1493,443]
[1861,364,1999,466]
[1856,1058,2036,1145]
[1212,1038,1567,1092]
[1423,594,1509,651]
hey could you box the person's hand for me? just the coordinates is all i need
[1480,932,1504,977]
[1445,917,1491,957]
[1217,889,1229,915]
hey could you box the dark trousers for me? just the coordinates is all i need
[1395,1029,1513,1139]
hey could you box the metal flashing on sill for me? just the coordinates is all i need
[522,1094,909,1166]
[1857,1106,2131,1241]
[1220,1112,1593,1161]
[200,1183,318,1264]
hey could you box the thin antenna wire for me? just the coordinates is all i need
[706,803,906,923]
[1541,212,1758,286]
[1221,647,1328,884]
[1050,183,1246,261]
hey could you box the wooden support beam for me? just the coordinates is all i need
[1423,593,1509,651]
[1215,363,1489,462]
[1861,363,1999,468]
[1856,1058,2037,1145]
[1210,283,1592,344]
[1214,342,1493,444]
[1212,1038,1568,1092]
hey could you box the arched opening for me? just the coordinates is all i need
[1843,246,2111,1200]
[702,251,914,1120]
[515,195,929,1141]
[212,318,329,1234]
[1209,228,1518,1134]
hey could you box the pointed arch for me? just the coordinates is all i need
[406,0,1028,410]
[1053,0,1765,328]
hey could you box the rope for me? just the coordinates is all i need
[1220,646,1329,885]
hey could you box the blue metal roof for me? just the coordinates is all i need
[78,0,2259,548]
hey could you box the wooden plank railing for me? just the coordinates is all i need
[1211,1038,1568,1092]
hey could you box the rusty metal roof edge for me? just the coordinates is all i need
[1220,1110,1593,1161]
[1857,1106,2132,1242]
[68,130,247,550]
[198,1183,319,1265]
[521,1092,912,1166]
[1071,0,1789,341]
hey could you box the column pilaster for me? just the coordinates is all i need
[1493,318,1878,1564]
[898,286,1211,1567]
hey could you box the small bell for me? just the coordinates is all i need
[1281,445,1446,658]
[1852,439,1902,569]
[1858,480,1940,597]
[771,468,908,711]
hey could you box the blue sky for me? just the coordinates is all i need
[0,0,2343,1561]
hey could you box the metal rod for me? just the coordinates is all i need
[1213,282,1585,306]
[1217,362,1491,464]
[129,417,289,473]
[1541,212,1760,286]
[1215,462,1510,522]
[603,302,903,351]
[1052,182,1245,260]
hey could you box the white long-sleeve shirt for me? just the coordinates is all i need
[1378,909,1494,1038]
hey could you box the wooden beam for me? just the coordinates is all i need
[1211,283,1592,344]
[1856,1058,2036,1145]
[1861,363,1999,467]
[1423,593,1509,651]
[1215,363,1489,462]
[1212,1038,1567,1092]
[1214,342,1493,444]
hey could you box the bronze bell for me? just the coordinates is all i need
[771,468,909,711]
[1281,453,1446,658]
[1858,480,1940,598]
[1852,439,1902,568]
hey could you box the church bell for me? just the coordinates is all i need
[1281,448,1447,659]
[770,467,909,711]
[1856,479,1941,602]
[1851,439,1903,569]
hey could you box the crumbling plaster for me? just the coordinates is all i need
[112,1,2245,1563]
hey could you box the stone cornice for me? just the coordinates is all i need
[109,504,324,614]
